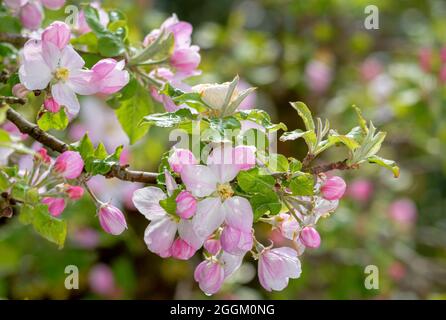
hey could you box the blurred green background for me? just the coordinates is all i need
[1,0,445,299]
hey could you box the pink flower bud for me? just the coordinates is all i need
[20,2,43,30]
[220,226,253,255]
[234,145,256,170]
[258,247,301,292]
[12,84,29,98]
[98,204,128,235]
[194,260,225,295]
[91,59,130,94]
[175,190,197,219]
[35,148,51,164]
[204,238,221,255]
[66,185,84,200]
[168,148,198,174]
[320,176,346,200]
[44,97,61,113]
[42,197,66,217]
[170,238,196,260]
[54,151,84,179]
[42,21,71,50]
[170,46,201,75]
[41,0,65,10]
[299,226,321,249]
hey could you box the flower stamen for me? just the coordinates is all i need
[217,183,234,200]
[55,67,70,81]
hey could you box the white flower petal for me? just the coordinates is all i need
[222,196,253,232]
[132,187,167,220]
[181,165,218,197]
[192,197,225,239]
[51,82,80,115]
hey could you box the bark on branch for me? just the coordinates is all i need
[2,99,158,184]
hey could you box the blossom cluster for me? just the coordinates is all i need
[0,4,398,297]
[132,146,347,294]
[18,21,129,115]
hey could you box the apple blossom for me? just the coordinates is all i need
[91,59,130,94]
[299,226,321,249]
[43,97,61,113]
[42,21,71,49]
[181,145,254,239]
[19,28,97,114]
[204,238,221,255]
[98,204,128,235]
[65,185,84,200]
[258,247,302,292]
[35,147,51,164]
[144,14,201,79]
[132,186,204,258]
[220,226,253,255]
[194,259,225,295]
[20,2,43,30]
[168,148,198,174]
[54,151,84,179]
[320,176,346,200]
[42,197,66,217]
[175,190,197,219]
[192,76,256,115]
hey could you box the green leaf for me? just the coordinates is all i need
[84,145,123,176]
[289,158,302,173]
[159,189,180,216]
[0,13,21,33]
[115,79,153,144]
[325,130,360,151]
[280,129,317,150]
[94,142,108,160]
[290,101,315,131]
[0,43,17,57]
[84,5,108,35]
[98,34,125,57]
[37,109,68,131]
[20,205,67,248]
[289,174,314,196]
[267,154,289,172]
[129,30,174,65]
[71,32,98,53]
[0,170,10,190]
[352,105,368,135]
[235,109,287,132]
[11,184,39,203]
[142,108,197,128]
[368,155,400,178]
[0,128,11,142]
[237,168,275,194]
[250,192,282,221]
[79,134,95,159]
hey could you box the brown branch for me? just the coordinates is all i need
[309,159,358,174]
[0,33,27,47]
[2,98,158,184]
